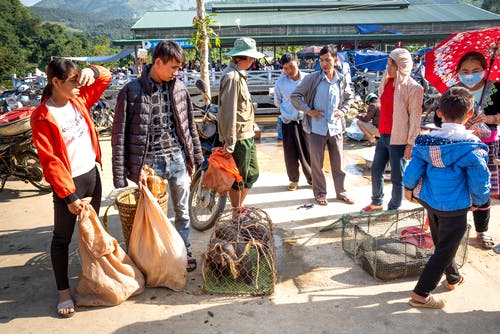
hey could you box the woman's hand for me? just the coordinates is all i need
[78,68,96,87]
[404,144,413,160]
[466,112,486,127]
[67,198,84,215]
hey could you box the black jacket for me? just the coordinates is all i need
[112,65,203,188]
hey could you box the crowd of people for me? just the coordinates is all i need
[29,34,498,317]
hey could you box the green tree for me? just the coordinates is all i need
[482,0,500,14]
[191,1,220,103]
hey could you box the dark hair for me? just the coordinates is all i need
[438,86,474,122]
[152,40,185,64]
[456,51,487,72]
[319,44,337,58]
[280,53,297,65]
[41,59,78,101]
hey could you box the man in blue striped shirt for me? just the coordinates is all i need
[291,45,354,206]
[274,53,312,191]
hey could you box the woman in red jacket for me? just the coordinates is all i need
[31,59,111,317]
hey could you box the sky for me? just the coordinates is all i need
[21,0,41,6]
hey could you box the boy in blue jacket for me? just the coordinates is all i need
[403,86,490,309]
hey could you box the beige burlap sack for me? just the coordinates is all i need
[75,204,145,306]
[128,187,187,290]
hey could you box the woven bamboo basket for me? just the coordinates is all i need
[116,189,168,250]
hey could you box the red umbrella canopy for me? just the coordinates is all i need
[425,27,500,93]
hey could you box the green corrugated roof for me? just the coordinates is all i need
[209,1,410,12]
[113,32,452,47]
[131,4,500,30]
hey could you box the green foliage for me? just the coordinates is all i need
[0,0,122,88]
[482,0,500,14]
[190,13,221,51]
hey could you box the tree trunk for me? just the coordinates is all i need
[196,0,211,104]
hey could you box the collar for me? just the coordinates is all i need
[441,123,467,131]
[321,70,339,83]
[229,60,248,79]
[286,71,305,82]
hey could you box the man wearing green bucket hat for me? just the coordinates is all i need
[218,37,264,211]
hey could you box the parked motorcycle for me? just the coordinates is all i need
[188,79,227,231]
[91,98,114,131]
[351,68,369,102]
[421,85,441,127]
[1,84,42,113]
[0,130,51,192]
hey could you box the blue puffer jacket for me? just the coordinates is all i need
[403,135,490,211]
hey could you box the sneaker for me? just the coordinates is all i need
[288,181,298,191]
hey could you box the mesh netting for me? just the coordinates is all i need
[202,207,276,295]
[341,208,470,281]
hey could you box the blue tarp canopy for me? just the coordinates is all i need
[356,25,402,35]
[59,47,134,63]
[352,50,388,71]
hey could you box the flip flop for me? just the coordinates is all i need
[446,276,465,291]
[408,295,445,309]
[57,299,75,318]
[315,195,328,206]
[477,232,495,249]
[361,204,383,213]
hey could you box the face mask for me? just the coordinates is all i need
[457,71,485,88]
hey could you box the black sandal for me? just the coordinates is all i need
[186,248,197,272]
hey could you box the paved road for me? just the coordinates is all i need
[0,131,499,333]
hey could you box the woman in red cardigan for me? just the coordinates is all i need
[31,59,111,317]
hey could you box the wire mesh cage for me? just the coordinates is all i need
[202,207,276,295]
[341,207,470,281]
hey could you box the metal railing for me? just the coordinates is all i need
[107,69,300,90]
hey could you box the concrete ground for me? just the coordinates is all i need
[0,127,499,334]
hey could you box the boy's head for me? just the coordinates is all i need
[437,87,474,124]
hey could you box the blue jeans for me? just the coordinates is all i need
[146,151,191,249]
[370,134,406,210]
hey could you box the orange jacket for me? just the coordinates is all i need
[31,65,111,202]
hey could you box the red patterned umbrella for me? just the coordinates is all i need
[425,27,500,93]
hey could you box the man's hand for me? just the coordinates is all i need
[187,165,194,177]
[222,145,232,158]
[307,109,324,120]
[67,198,84,215]
[404,189,413,202]
[138,168,148,190]
[404,144,413,160]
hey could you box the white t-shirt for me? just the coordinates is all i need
[49,102,96,177]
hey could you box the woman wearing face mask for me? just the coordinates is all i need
[361,48,423,213]
[454,51,499,249]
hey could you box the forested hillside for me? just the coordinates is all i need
[0,0,120,88]
[29,7,135,39]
